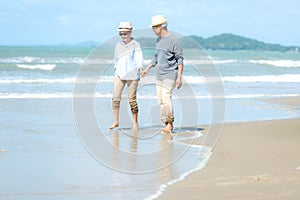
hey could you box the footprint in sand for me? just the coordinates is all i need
[217,174,272,186]
[251,174,272,182]
[216,176,248,186]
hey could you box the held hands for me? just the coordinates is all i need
[139,67,148,78]
[141,69,148,77]
[141,64,182,89]
[141,64,153,78]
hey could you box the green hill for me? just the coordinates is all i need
[26,33,297,52]
[138,33,299,52]
[190,33,298,51]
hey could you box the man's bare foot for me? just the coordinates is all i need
[109,122,119,130]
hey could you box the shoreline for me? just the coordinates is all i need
[157,96,300,200]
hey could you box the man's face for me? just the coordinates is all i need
[152,25,162,36]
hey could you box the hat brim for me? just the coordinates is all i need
[117,28,134,32]
[151,20,167,27]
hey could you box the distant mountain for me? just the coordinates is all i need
[136,33,299,52]
[58,33,299,52]
[187,33,299,51]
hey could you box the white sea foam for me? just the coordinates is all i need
[0,56,39,63]
[0,92,299,99]
[17,64,56,71]
[184,59,214,65]
[0,92,114,99]
[0,93,74,99]
[0,57,84,64]
[184,59,300,67]
[185,74,300,83]
[1,74,300,85]
[0,78,75,84]
[222,74,300,83]
[0,76,114,84]
[2,56,300,68]
[213,59,238,64]
[145,150,212,200]
[0,57,113,65]
[250,60,300,67]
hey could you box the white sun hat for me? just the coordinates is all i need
[117,22,134,32]
[151,15,167,26]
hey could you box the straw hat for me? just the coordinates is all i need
[151,15,167,26]
[117,22,134,32]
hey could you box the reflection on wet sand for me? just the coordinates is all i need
[108,126,203,174]
[111,129,173,154]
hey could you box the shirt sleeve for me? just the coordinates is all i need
[173,39,184,65]
[151,51,158,66]
[134,42,143,69]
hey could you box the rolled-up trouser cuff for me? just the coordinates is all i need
[112,100,138,114]
[112,100,120,110]
[166,117,174,123]
[129,101,138,114]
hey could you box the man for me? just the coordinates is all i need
[142,15,184,133]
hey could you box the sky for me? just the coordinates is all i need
[1,0,300,46]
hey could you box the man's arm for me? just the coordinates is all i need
[141,63,154,77]
[176,64,183,89]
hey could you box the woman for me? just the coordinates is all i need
[110,22,143,130]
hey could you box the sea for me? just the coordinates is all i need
[1,44,300,200]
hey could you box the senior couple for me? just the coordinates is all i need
[110,15,184,133]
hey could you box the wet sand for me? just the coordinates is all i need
[158,97,300,200]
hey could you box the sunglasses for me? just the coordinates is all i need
[152,25,161,29]
[119,32,129,36]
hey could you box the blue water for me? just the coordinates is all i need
[1,45,300,200]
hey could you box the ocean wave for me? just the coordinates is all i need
[0,92,112,99]
[0,56,84,64]
[0,78,75,84]
[184,74,300,84]
[0,92,299,99]
[165,59,300,67]
[222,74,300,83]
[0,56,114,65]
[249,60,300,67]
[2,56,300,68]
[212,59,238,64]
[1,74,300,84]
[187,59,300,67]
[17,64,56,71]
[0,56,38,63]
[0,76,114,84]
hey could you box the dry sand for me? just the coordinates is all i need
[158,97,300,200]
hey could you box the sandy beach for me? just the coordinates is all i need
[158,97,300,200]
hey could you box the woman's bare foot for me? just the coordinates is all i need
[109,122,119,130]
[161,123,173,133]
[132,124,139,131]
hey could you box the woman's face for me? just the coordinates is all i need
[119,31,131,43]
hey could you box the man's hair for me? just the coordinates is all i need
[161,23,168,28]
